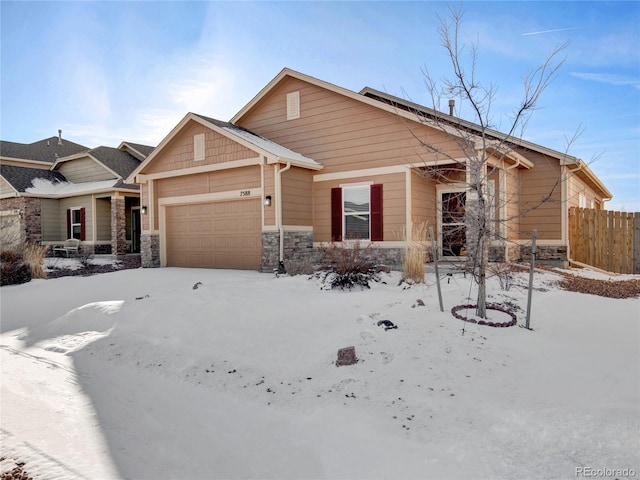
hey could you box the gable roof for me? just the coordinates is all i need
[0,164,67,193]
[0,136,89,165]
[231,68,611,200]
[118,141,155,161]
[89,146,144,179]
[52,144,151,182]
[127,113,322,182]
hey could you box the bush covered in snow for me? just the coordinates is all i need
[314,240,382,289]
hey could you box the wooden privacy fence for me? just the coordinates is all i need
[569,207,639,274]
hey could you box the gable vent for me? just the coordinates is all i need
[194,133,205,161]
[286,91,300,120]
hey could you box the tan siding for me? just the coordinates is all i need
[41,199,61,241]
[515,150,563,240]
[57,158,116,183]
[59,196,94,241]
[281,166,312,226]
[504,168,520,241]
[314,172,405,242]
[0,176,16,196]
[567,172,602,209]
[141,183,151,231]
[237,77,463,173]
[263,165,276,226]
[95,198,111,241]
[144,121,258,175]
[411,171,437,233]
[156,166,261,199]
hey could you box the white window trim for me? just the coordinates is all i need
[342,185,371,241]
[70,207,82,240]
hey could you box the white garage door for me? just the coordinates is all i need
[165,199,261,269]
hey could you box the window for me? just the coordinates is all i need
[579,193,587,208]
[67,207,85,240]
[194,133,205,161]
[331,184,383,241]
[286,91,300,120]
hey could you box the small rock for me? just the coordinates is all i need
[336,346,358,367]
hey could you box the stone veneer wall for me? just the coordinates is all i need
[23,197,42,244]
[111,197,127,257]
[141,233,160,268]
[519,245,568,268]
[261,230,406,273]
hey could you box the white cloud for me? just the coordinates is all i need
[569,72,640,90]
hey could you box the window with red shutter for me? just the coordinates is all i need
[68,208,85,240]
[330,184,383,242]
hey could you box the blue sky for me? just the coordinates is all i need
[1,1,638,210]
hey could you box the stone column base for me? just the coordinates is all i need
[141,233,160,268]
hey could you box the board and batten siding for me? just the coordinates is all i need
[59,196,93,241]
[281,166,313,226]
[314,172,406,242]
[236,76,463,174]
[144,121,258,175]
[56,158,115,183]
[95,198,111,241]
[41,199,61,241]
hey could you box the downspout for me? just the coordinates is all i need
[277,161,292,262]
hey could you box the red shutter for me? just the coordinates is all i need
[331,187,342,242]
[66,209,71,239]
[370,184,383,241]
[80,208,86,241]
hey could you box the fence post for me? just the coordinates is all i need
[525,229,537,330]
[634,212,640,275]
[429,227,444,312]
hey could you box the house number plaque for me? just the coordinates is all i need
[240,190,251,197]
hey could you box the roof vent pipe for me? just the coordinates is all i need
[58,129,63,145]
[448,99,455,116]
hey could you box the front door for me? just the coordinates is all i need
[440,190,466,257]
[131,208,141,253]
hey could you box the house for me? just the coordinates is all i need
[126,68,612,271]
[0,132,154,255]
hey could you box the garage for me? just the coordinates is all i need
[165,199,261,269]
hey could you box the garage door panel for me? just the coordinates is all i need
[166,199,261,269]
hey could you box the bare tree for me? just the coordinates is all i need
[411,6,569,318]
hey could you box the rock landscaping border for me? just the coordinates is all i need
[451,304,517,328]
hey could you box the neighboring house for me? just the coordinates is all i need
[1,133,154,255]
[126,68,612,271]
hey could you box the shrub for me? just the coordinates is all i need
[19,242,49,279]
[315,240,381,289]
[1,250,32,286]
[401,221,429,284]
[489,262,516,291]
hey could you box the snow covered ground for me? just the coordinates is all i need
[1,263,638,479]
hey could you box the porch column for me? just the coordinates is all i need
[111,195,127,257]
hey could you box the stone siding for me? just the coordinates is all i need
[141,233,160,268]
[111,197,127,257]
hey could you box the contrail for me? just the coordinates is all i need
[522,26,582,36]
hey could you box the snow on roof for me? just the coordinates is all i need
[26,178,119,195]
[221,126,321,167]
